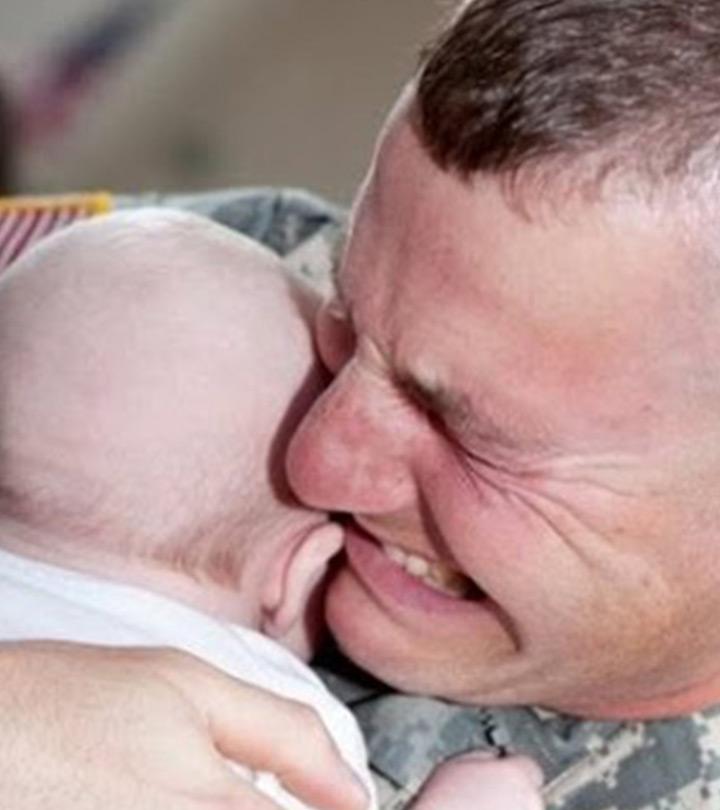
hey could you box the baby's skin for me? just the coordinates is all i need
[0,208,341,658]
[414,753,544,810]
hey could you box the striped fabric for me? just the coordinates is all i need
[0,193,112,273]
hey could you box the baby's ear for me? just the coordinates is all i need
[261,523,343,644]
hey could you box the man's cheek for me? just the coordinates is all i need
[421,456,550,595]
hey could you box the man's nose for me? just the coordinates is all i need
[286,366,417,515]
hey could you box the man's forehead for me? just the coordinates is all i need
[335,195,713,459]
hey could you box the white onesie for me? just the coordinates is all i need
[0,547,376,810]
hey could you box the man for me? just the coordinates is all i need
[286,0,720,803]
[288,0,720,718]
[3,1,720,808]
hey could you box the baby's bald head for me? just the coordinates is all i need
[0,210,326,611]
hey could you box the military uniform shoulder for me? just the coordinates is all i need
[117,187,346,290]
[320,654,720,810]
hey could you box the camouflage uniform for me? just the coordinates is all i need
[120,188,720,810]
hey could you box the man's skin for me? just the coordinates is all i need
[286,85,720,720]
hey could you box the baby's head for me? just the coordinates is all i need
[0,209,339,658]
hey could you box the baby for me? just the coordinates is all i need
[0,209,370,809]
[0,209,542,810]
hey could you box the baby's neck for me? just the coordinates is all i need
[0,516,257,626]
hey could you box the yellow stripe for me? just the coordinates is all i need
[0,192,113,216]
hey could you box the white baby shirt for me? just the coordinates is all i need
[0,547,376,810]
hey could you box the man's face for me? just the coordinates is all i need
[287,99,720,718]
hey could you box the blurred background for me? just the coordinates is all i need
[0,0,446,204]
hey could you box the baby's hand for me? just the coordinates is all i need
[412,752,544,810]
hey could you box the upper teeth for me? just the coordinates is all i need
[381,543,470,598]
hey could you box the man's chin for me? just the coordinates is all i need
[325,566,720,718]
[326,567,655,714]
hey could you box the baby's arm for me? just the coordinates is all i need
[411,753,544,810]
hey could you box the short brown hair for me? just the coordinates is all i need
[417,1,720,196]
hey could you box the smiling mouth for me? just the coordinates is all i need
[379,542,481,599]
